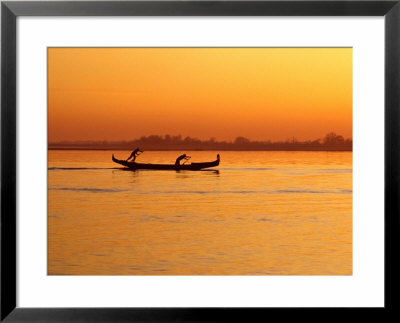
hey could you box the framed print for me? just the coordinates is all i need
[1,0,399,321]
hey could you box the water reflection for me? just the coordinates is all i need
[48,150,352,275]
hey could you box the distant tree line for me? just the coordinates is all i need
[49,132,352,151]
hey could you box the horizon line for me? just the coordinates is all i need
[49,133,353,144]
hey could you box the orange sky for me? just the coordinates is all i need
[48,48,352,142]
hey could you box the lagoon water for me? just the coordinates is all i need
[48,150,352,275]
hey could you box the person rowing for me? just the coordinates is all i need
[175,153,191,166]
[127,147,143,162]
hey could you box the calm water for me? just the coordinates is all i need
[48,150,352,275]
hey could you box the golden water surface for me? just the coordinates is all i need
[48,150,352,275]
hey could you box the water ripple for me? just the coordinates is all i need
[51,187,126,193]
[49,187,352,195]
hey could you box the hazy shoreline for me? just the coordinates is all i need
[48,148,352,151]
[48,133,352,151]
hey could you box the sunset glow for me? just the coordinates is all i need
[48,48,352,142]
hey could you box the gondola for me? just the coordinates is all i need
[112,154,220,170]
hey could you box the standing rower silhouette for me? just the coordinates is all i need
[127,148,143,162]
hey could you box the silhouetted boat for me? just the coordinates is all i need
[112,154,220,170]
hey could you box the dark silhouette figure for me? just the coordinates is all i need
[112,153,219,170]
[175,154,191,166]
[127,148,143,162]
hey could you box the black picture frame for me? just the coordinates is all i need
[1,1,399,321]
